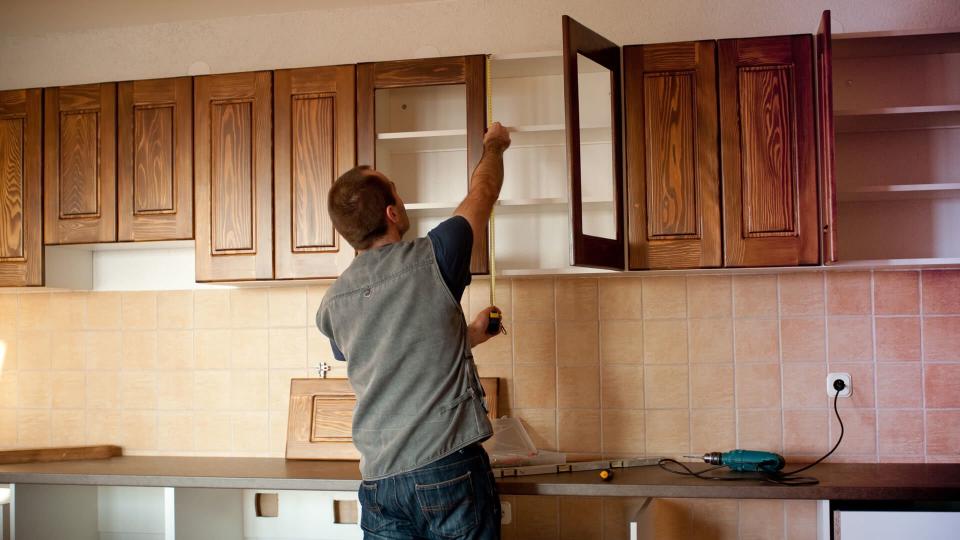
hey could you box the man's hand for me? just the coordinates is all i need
[483,122,511,153]
[468,305,502,348]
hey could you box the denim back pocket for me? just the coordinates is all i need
[358,481,389,533]
[415,470,478,538]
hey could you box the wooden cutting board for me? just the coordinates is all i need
[0,445,122,465]
[286,378,499,460]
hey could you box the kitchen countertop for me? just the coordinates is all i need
[2,457,959,501]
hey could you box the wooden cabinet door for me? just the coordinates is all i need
[357,55,489,274]
[44,83,117,244]
[274,66,356,279]
[818,11,839,264]
[718,35,819,267]
[624,41,721,270]
[117,77,193,242]
[0,89,43,286]
[194,72,273,281]
[562,15,626,270]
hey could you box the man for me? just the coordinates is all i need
[316,122,512,539]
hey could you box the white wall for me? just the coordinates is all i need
[2,0,959,90]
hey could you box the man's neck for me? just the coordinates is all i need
[359,231,402,254]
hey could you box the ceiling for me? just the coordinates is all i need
[0,0,432,37]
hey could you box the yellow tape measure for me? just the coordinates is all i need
[484,55,504,336]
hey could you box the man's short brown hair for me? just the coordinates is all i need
[328,166,396,250]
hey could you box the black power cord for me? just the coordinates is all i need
[659,381,847,486]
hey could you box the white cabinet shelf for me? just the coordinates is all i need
[838,182,960,201]
[377,128,467,139]
[835,104,960,116]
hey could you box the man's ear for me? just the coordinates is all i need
[385,204,400,225]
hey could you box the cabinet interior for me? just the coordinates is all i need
[833,31,960,263]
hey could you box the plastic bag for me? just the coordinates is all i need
[482,417,566,468]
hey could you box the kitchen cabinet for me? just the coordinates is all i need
[117,77,193,242]
[357,55,489,274]
[827,22,960,264]
[193,71,274,282]
[623,40,721,270]
[718,34,819,267]
[0,89,43,287]
[44,83,117,245]
[274,65,356,280]
[564,16,820,271]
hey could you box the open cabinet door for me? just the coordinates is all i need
[562,15,626,270]
[818,10,839,264]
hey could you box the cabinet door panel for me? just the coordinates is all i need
[719,35,818,267]
[625,41,721,269]
[818,10,839,264]
[274,65,356,279]
[562,15,625,270]
[357,56,488,274]
[0,89,42,286]
[194,72,273,281]
[118,77,193,241]
[44,83,117,244]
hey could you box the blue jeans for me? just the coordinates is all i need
[358,444,501,539]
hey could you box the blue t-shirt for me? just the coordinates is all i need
[329,216,473,361]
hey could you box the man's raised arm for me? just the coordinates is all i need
[454,122,511,245]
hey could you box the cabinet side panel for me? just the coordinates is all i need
[210,101,255,253]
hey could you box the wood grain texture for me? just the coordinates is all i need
[118,77,193,241]
[0,88,42,286]
[44,83,117,244]
[211,101,254,253]
[59,111,100,217]
[738,65,795,235]
[372,57,466,88]
[718,35,819,267]
[818,11,839,264]
[0,118,25,259]
[0,445,121,465]
[562,15,625,270]
[465,54,489,275]
[274,65,356,279]
[625,41,721,270]
[286,378,499,461]
[356,56,488,275]
[194,71,273,281]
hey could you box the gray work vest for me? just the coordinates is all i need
[316,236,492,480]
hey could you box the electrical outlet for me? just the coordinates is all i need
[501,500,512,525]
[827,372,852,397]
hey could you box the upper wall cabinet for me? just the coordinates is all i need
[718,35,819,267]
[0,89,43,286]
[194,71,273,282]
[274,65,357,280]
[117,77,193,242]
[623,40,721,270]
[357,55,489,274]
[44,83,117,245]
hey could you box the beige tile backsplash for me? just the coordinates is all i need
[2,269,960,539]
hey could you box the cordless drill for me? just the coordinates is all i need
[686,450,786,473]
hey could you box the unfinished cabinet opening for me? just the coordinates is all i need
[487,51,618,274]
[832,31,960,263]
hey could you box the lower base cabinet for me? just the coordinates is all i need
[11,485,361,540]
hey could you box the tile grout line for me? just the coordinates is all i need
[731,276,740,449]
[776,273,786,458]
[684,276,693,457]
[870,270,880,463]
[919,270,928,462]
